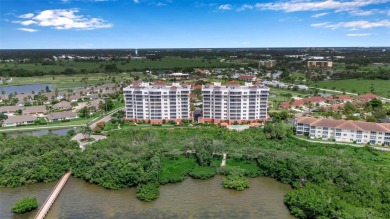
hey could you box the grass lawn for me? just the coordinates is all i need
[314,79,390,97]
[4,73,134,88]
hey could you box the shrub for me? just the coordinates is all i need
[222,174,250,191]
[216,166,246,176]
[189,166,216,180]
[97,121,105,129]
[152,124,162,126]
[66,129,76,137]
[11,197,38,213]
[93,126,102,133]
[136,183,160,202]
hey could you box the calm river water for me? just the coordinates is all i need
[0,176,294,219]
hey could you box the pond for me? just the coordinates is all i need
[5,128,77,137]
[0,84,53,95]
[0,176,295,219]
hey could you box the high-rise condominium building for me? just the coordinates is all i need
[200,81,269,124]
[123,81,191,124]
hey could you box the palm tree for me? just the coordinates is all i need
[304,101,314,113]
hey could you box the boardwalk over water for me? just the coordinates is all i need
[35,171,71,219]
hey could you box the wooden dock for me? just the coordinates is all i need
[221,153,227,166]
[34,171,71,219]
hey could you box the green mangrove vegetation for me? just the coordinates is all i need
[0,135,80,187]
[11,197,38,214]
[1,126,389,218]
[222,174,250,191]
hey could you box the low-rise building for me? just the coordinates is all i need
[307,61,333,68]
[239,75,257,82]
[23,106,47,116]
[295,117,390,145]
[52,101,72,110]
[46,111,78,122]
[258,60,276,68]
[2,115,36,127]
[0,106,22,116]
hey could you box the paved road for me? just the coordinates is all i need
[71,107,124,149]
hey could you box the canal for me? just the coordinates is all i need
[0,176,294,219]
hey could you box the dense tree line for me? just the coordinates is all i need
[0,135,80,187]
[331,68,390,80]
[1,126,389,218]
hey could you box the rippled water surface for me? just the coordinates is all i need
[1,176,294,219]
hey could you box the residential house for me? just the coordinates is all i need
[354,93,379,101]
[46,111,78,122]
[23,106,47,116]
[88,99,105,112]
[0,106,22,116]
[295,117,390,145]
[52,101,72,110]
[2,115,36,127]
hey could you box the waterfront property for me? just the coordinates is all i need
[2,115,37,127]
[199,81,269,124]
[295,117,390,145]
[0,106,22,116]
[124,81,191,124]
[52,101,72,110]
[46,111,78,122]
[23,106,47,116]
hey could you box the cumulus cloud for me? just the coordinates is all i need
[312,12,328,18]
[18,28,38,32]
[218,4,232,11]
[312,19,390,29]
[346,33,372,36]
[237,4,254,12]
[15,9,112,30]
[254,0,389,13]
[20,20,38,26]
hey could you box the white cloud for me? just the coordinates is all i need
[312,19,390,29]
[149,2,167,6]
[19,13,34,19]
[18,28,38,32]
[218,4,232,11]
[15,9,112,30]
[255,0,389,13]
[346,33,372,36]
[20,20,38,26]
[349,9,377,16]
[311,22,330,26]
[237,4,253,12]
[312,12,328,18]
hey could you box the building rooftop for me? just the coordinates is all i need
[296,117,390,132]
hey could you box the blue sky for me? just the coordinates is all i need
[1,0,390,49]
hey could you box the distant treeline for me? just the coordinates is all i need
[332,68,390,80]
